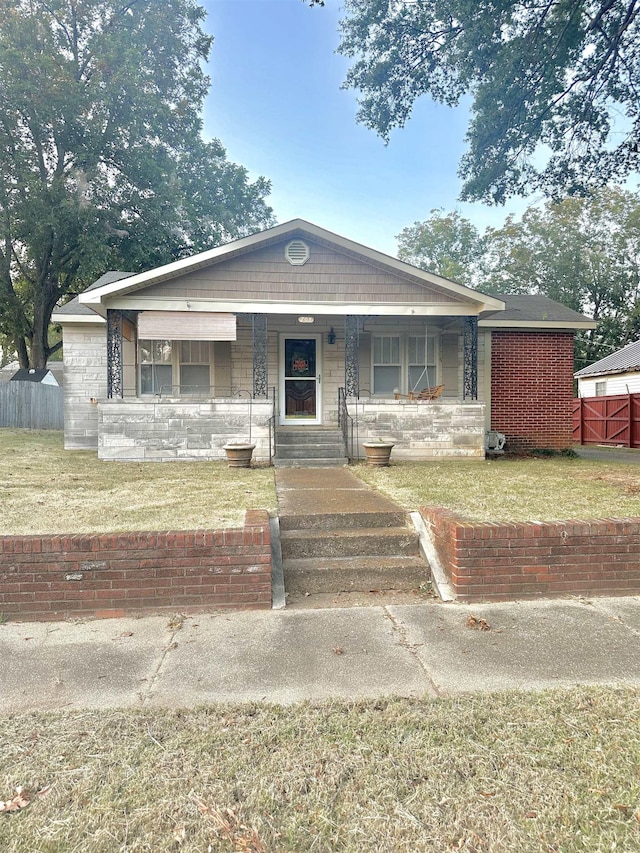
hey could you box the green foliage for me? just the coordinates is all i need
[339,0,640,203]
[397,187,640,363]
[0,0,274,368]
[396,209,485,285]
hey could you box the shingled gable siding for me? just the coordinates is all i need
[490,331,575,451]
[0,511,271,622]
[422,507,640,601]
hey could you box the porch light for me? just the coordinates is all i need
[327,327,336,344]
[297,316,315,324]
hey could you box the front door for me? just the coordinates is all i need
[279,335,321,425]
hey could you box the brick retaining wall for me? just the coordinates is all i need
[422,506,640,601]
[0,511,271,622]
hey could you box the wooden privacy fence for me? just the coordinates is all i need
[573,394,640,448]
[0,382,63,430]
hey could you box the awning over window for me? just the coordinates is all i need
[137,311,236,341]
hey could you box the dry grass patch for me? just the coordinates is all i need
[1,687,639,851]
[354,456,640,522]
[0,430,276,535]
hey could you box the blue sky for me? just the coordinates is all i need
[201,0,532,256]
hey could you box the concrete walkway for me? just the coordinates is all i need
[2,596,640,713]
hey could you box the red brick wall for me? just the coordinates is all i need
[423,506,640,601]
[491,331,575,451]
[0,511,271,622]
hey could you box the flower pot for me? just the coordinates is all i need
[363,442,394,466]
[223,443,256,468]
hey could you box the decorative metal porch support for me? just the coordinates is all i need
[252,312,268,398]
[106,309,124,398]
[344,314,363,397]
[463,316,478,400]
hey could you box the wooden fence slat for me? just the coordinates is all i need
[0,382,63,430]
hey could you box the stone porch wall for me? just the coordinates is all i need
[98,398,274,461]
[347,399,486,459]
[422,506,640,601]
[0,511,271,622]
[62,323,107,449]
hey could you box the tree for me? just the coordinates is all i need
[0,1,274,369]
[396,209,485,286]
[338,0,640,204]
[481,187,640,364]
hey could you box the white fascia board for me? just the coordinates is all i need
[105,296,486,317]
[78,218,506,311]
[51,312,106,324]
[479,319,597,330]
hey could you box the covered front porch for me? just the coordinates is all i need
[99,309,486,462]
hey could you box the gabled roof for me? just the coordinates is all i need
[479,294,596,330]
[574,339,640,378]
[76,219,505,316]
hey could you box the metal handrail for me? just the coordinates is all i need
[267,386,277,465]
[338,387,355,461]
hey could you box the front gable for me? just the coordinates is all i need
[78,219,504,317]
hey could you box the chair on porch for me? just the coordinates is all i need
[394,384,445,402]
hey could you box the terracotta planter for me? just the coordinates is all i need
[363,442,395,466]
[223,443,256,468]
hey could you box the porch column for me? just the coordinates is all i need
[106,309,124,399]
[344,315,362,397]
[252,312,268,398]
[463,316,478,400]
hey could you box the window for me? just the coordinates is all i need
[139,339,211,396]
[372,334,437,396]
[595,381,606,397]
[140,340,172,395]
[373,336,401,394]
[408,336,436,393]
[179,341,210,394]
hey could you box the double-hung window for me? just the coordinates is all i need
[372,334,437,396]
[408,336,436,393]
[372,335,401,395]
[179,341,210,394]
[139,340,172,395]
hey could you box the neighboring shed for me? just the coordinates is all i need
[575,340,640,397]
[10,368,59,386]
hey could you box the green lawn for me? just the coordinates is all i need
[0,430,277,535]
[1,687,639,851]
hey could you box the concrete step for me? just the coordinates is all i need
[283,555,429,595]
[274,457,349,468]
[280,526,420,560]
[279,510,408,532]
[276,429,344,446]
[276,443,346,458]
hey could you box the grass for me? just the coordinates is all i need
[353,456,640,523]
[0,430,277,536]
[1,687,639,851]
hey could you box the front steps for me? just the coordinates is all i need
[276,469,430,596]
[274,426,348,468]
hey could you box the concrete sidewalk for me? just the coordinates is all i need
[2,596,640,713]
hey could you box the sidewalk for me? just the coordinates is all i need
[2,596,640,713]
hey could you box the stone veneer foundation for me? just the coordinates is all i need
[0,511,271,622]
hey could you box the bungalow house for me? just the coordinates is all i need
[52,219,594,462]
[575,339,640,397]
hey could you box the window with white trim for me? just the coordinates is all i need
[408,336,436,393]
[179,341,210,394]
[139,339,212,396]
[372,335,401,395]
[140,340,172,395]
[594,380,606,396]
[372,334,438,396]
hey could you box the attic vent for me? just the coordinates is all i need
[285,239,310,266]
